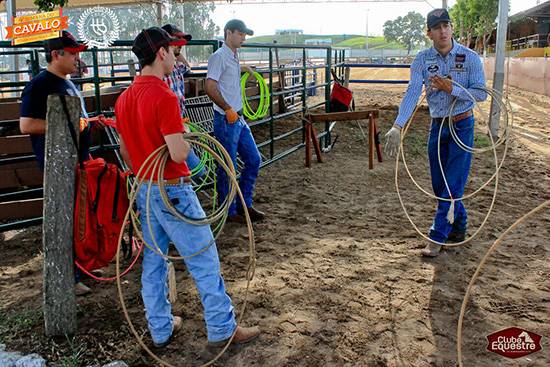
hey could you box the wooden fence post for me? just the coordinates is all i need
[127,59,136,77]
[43,94,79,336]
[343,67,351,88]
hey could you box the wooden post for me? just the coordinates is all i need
[368,112,375,170]
[343,67,351,88]
[373,117,383,163]
[274,42,286,114]
[305,120,312,168]
[43,95,79,336]
[127,59,136,77]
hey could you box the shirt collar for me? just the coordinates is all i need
[221,42,238,59]
[429,39,458,58]
[134,75,169,88]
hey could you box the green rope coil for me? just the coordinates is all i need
[241,71,270,120]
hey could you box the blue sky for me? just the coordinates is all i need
[210,0,543,37]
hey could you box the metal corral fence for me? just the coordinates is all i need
[0,39,345,231]
[343,62,411,84]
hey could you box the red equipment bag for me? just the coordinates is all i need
[330,69,353,112]
[73,158,129,271]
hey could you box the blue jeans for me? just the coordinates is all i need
[186,148,206,178]
[427,116,474,243]
[136,182,236,344]
[213,111,261,216]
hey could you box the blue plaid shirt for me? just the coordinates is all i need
[163,62,189,117]
[395,40,487,127]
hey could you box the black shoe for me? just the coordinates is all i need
[447,231,466,243]
[238,206,265,222]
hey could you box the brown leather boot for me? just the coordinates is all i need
[421,243,442,257]
[153,316,183,348]
[74,282,92,296]
[208,325,261,347]
[239,206,265,222]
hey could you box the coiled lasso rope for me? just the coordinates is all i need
[456,200,549,366]
[114,131,256,367]
[241,71,270,120]
[395,81,513,246]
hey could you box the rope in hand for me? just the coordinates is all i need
[241,71,270,120]
[114,132,257,367]
[395,81,513,246]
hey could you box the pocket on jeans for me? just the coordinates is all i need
[454,117,474,131]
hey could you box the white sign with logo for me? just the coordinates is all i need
[77,6,120,48]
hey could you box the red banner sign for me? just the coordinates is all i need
[5,9,68,45]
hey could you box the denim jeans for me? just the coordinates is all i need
[213,111,261,216]
[186,148,206,178]
[136,181,236,344]
[427,115,474,243]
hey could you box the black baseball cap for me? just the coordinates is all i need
[427,8,451,30]
[224,19,254,36]
[44,30,87,53]
[132,27,187,63]
[161,24,192,43]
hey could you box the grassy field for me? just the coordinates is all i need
[247,34,413,50]
[247,33,359,45]
[334,36,404,49]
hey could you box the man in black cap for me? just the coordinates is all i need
[161,24,192,113]
[115,27,260,349]
[384,8,487,257]
[19,30,94,295]
[161,24,204,176]
[206,19,265,224]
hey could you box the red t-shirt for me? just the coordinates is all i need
[115,75,190,179]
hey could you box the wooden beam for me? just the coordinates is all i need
[0,166,42,190]
[307,110,379,123]
[0,135,33,155]
[0,101,21,121]
[0,198,42,221]
[43,94,78,336]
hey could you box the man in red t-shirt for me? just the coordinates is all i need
[115,27,260,349]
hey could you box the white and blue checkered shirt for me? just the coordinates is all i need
[395,40,487,127]
[207,43,242,114]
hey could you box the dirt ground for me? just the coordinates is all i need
[1,83,549,367]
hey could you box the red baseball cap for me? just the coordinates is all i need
[132,27,187,63]
[44,30,87,53]
[161,24,192,45]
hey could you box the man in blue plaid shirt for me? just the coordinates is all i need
[162,24,203,176]
[385,8,487,257]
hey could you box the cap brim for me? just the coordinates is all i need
[64,44,88,53]
[428,19,451,29]
[173,31,193,41]
[169,39,187,47]
[245,28,254,36]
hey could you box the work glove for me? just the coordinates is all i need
[225,108,239,124]
[384,125,402,157]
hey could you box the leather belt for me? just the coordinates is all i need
[433,109,473,124]
[147,177,191,185]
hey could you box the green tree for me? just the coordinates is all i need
[450,0,499,52]
[34,0,67,12]
[168,1,220,62]
[383,11,427,55]
[471,0,499,53]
